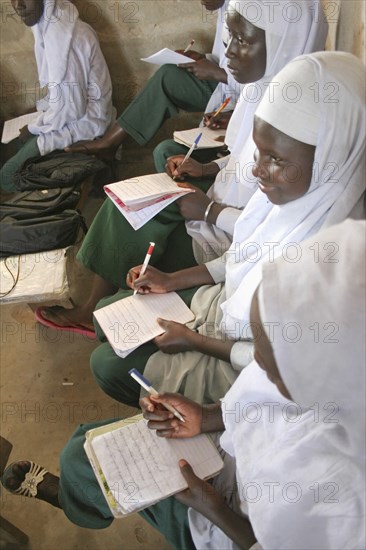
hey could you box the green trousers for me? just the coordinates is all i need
[91,286,199,407]
[77,175,213,290]
[117,64,218,145]
[59,421,196,549]
[0,136,40,192]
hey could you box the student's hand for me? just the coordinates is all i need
[178,59,227,82]
[175,460,226,515]
[204,110,233,130]
[126,265,173,294]
[18,125,33,145]
[176,183,211,221]
[175,49,205,61]
[154,318,197,353]
[166,156,205,180]
[140,392,203,438]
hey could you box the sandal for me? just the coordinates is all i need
[35,306,97,339]
[2,461,48,498]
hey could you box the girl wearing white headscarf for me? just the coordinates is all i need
[139,50,365,403]
[3,219,364,549]
[0,0,115,191]
[177,0,329,263]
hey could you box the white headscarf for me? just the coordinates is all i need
[220,51,366,339]
[220,219,366,549]
[186,0,328,258]
[31,0,78,85]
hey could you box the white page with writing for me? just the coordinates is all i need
[91,419,223,514]
[1,112,39,144]
[105,173,192,208]
[106,190,182,230]
[141,48,193,66]
[173,126,226,149]
[93,292,195,358]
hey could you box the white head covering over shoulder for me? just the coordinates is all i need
[189,219,366,549]
[186,0,328,261]
[31,0,78,85]
[220,51,366,340]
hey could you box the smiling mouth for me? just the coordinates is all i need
[257,181,276,193]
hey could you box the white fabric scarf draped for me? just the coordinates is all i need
[186,0,328,256]
[31,0,78,86]
[220,219,366,549]
[220,51,366,339]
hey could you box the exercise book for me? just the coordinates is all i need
[84,414,224,517]
[93,291,195,358]
[1,112,39,144]
[104,173,194,230]
[173,126,226,149]
[141,48,193,65]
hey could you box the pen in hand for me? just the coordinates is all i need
[133,242,155,295]
[129,368,185,422]
[172,132,202,181]
[183,39,195,53]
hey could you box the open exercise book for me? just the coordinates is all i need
[1,112,39,144]
[141,48,193,65]
[93,291,195,358]
[174,126,226,149]
[104,173,194,230]
[84,414,224,517]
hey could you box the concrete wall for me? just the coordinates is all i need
[0,0,217,119]
[0,0,365,120]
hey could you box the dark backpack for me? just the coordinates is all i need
[0,186,87,258]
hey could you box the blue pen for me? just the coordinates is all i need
[129,368,185,422]
[172,131,203,181]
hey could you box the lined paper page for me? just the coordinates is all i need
[105,173,192,207]
[174,126,226,149]
[141,48,193,65]
[91,419,223,514]
[93,292,195,358]
[1,112,39,144]
[106,189,181,230]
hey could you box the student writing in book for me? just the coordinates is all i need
[87,52,365,407]
[65,0,240,162]
[0,0,115,193]
[35,0,328,336]
[2,219,365,550]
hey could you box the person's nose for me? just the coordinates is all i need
[252,149,269,181]
[225,36,236,59]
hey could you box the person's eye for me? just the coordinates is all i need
[237,36,249,46]
[270,155,282,163]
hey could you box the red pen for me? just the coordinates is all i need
[133,242,155,295]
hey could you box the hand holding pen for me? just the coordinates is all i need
[204,97,231,129]
[172,132,202,181]
[133,242,155,295]
[130,369,186,423]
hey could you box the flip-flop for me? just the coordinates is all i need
[35,307,97,339]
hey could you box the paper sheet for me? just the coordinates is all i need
[174,126,226,149]
[1,112,39,144]
[93,292,195,358]
[106,189,182,230]
[90,418,224,515]
[105,173,192,207]
[141,48,194,65]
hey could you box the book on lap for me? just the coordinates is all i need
[93,291,195,358]
[141,48,193,65]
[173,126,226,149]
[84,414,224,517]
[104,173,194,230]
[1,112,39,144]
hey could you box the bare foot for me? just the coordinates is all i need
[64,139,119,161]
[41,305,95,330]
[2,461,60,508]
[65,122,127,160]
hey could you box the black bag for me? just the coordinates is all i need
[0,187,87,258]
